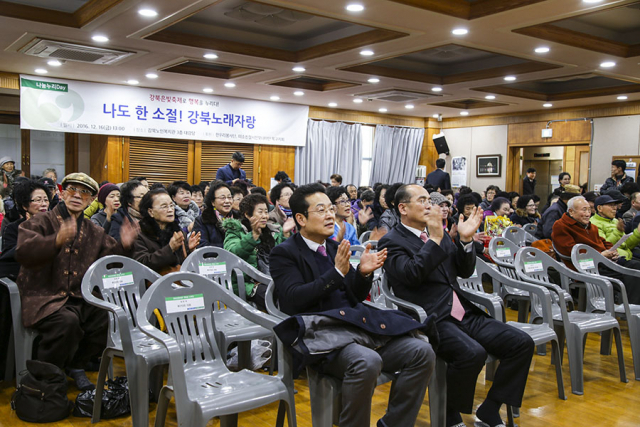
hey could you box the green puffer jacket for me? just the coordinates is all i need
[590,214,640,260]
[84,199,104,219]
[222,219,287,296]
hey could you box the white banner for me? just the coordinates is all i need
[20,75,309,146]
[451,156,467,187]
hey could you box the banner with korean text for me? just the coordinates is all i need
[20,75,309,146]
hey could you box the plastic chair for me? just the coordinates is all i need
[379,276,514,427]
[460,259,566,400]
[514,246,627,394]
[502,226,536,247]
[523,223,537,235]
[349,246,384,305]
[359,230,371,243]
[137,271,296,427]
[264,281,426,427]
[571,244,640,381]
[0,277,37,384]
[81,255,168,427]
[488,237,532,323]
[180,247,273,370]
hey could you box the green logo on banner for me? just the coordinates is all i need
[21,78,68,92]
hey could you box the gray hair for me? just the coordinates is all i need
[42,168,57,178]
[567,196,586,211]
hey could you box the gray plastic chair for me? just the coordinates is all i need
[81,255,168,426]
[359,230,371,243]
[349,246,384,305]
[523,223,537,235]
[502,226,536,247]
[0,277,37,384]
[514,246,627,394]
[571,244,640,381]
[488,237,532,323]
[137,271,296,427]
[181,247,273,370]
[379,276,514,427]
[461,259,566,400]
[264,281,417,427]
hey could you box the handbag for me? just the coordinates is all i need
[532,238,556,259]
[256,247,271,275]
[11,360,73,422]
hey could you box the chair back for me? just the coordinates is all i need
[181,247,272,303]
[81,256,161,350]
[502,226,528,247]
[456,264,485,294]
[265,281,287,320]
[523,223,537,234]
[571,244,624,313]
[488,237,520,279]
[359,230,371,243]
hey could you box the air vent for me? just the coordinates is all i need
[19,38,135,65]
[355,89,438,103]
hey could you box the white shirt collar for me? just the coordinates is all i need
[401,222,427,239]
[300,233,326,253]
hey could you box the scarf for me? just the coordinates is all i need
[280,206,293,218]
[128,207,143,221]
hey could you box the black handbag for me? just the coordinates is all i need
[11,360,73,422]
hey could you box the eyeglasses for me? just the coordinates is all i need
[233,196,243,202]
[154,203,175,211]
[307,205,337,216]
[133,195,144,199]
[403,198,434,206]
[279,193,293,199]
[66,186,93,197]
[215,195,234,201]
[334,198,350,206]
[30,197,49,205]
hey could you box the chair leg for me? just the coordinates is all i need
[536,343,547,356]
[308,369,336,427]
[600,330,613,356]
[237,341,251,370]
[485,359,498,382]
[506,405,515,427]
[429,358,447,427]
[127,359,152,427]
[628,317,640,381]
[220,414,239,427]
[612,327,628,384]
[567,329,584,395]
[154,387,172,427]
[517,300,530,324]
[5,329,15,382]
[91,350,114,424]
[550,340,566,400]
[554,324,566,365]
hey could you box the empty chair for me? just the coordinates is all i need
[523,223,537,235]
[0,277,37,384]
[514,246,627,394]
[180,247,272,370]
[502,226,536,247]
[81,255,168,427]
[137,271,296,427]
[572,244,640,381]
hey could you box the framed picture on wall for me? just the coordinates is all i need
[476,154,502,177]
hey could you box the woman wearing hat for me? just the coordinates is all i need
[0,157,22,199]
[430,192,454,233]
[510,195,540,227]
[90,183,121,230]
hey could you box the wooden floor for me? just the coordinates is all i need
[1,307,639,427]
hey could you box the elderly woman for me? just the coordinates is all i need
[483,196,514,237]
[268,182,294,228]
[91,183,121,231]
[0,157,22,199]
[168,181,200,230]
[510,195,540,227]
[108,179,148,241]
[133,188,200,274]
[430,192,453,233]
[223,194,293,309]
[192,181,239,248]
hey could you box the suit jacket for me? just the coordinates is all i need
[426,169,451,191]
[378,223,478,322]
[522,177,536,195]
[215,163,246,185]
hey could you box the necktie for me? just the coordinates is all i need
[419,232,428,243]
[451,292,465,321]
[317,245,327,257]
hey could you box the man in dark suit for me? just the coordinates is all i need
[270,183,436,427]
[215,151,247,184]
[379,184,534,427]
[522,167,537,195]
[426,158,451,191]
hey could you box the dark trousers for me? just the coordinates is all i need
[323,335,435,427]
[601,260,640,305]
[436,313,534,414]
[32,298,108,370]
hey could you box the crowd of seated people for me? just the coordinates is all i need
[1,153,640,427]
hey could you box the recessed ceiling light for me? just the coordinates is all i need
[600,61,616,68]
[203,53,218,60]
[34,68,47,74]
[534,47,550,54]
[145,73,158,79]
[379,108,388,113]
[360,49,374,56]
[346,4,364,12]
[328,102,338,107]
[92,35,109,43]
[353,98,363,103]
[432,87,443,92]
[47,60,62,66]
[203,88,214,93]
[368,78,380,83]
[292,66,305,72]
[452,28,468,36]
[126,79,139,85]
[617,95,628,100]
[432,114,439,118]
[224,82,236,88]
[460,111,469,116]
[504,75,517,81]
[543,103,553,107]
[485,95,496,100]
[270,95,280,101]
[405,104,414,109]
[138,8,158,17]
[293,91,304,96]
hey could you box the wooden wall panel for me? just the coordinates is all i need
[508,121,591,147]
[64,133,79,175]
[254,144,296,190]
[20,129,30,177]
[90,134,124,184]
